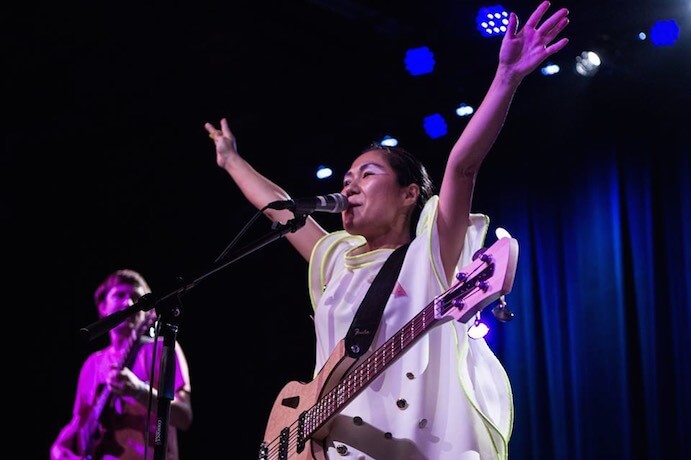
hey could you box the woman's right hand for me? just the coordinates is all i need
[204,118,239,169]
[497,1,569,83]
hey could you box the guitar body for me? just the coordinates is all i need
[77,419,104,460]
[79,420,152,459]
[77,383,111,459]
[78,419,128,460]
[262,341,357,460]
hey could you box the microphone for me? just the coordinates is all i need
[266,193,349,214]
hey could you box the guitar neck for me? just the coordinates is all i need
[79,312,157,454]
[301,300,441,437]
[300,240,512,438]
[80,335,136,450]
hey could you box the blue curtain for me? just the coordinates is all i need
[480,111,690,459]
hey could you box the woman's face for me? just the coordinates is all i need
[340,149,410,239]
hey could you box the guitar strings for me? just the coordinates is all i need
[262,263,490,459]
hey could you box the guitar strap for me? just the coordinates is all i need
[344,242,410,359]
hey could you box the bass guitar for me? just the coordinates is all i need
[259,236,518,460]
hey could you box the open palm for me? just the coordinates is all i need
[499,1,570,78]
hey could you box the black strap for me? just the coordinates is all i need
[344,242,410,358]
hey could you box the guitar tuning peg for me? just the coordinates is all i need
[472,247,487,261]
[468,316,490,339]
[491,295,515,323]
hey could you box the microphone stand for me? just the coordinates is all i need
[79,214,308,460]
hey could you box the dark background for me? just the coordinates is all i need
[8,0,689,459]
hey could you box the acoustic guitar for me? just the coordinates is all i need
[77,309,158,459]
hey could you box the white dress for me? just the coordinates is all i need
[308,196,513,460]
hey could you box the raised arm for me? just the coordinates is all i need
[204,118,328,261]
[437,1,569,281]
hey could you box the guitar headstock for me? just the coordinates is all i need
[435,237,518,324]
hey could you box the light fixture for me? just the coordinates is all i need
[380,135,399,147]
[475,5,509,38]
[650,19,680,47]
[423,113,448,139]
[404,46,435,76]
[315,165,333,179]
[575,50,601,77]
[540,62,560,76]
[455,103,474,117]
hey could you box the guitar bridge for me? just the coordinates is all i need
[257,441,268,460]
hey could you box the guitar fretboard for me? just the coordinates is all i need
[79,312,157,454]
[298,262,489,439]
[307,302,434,429]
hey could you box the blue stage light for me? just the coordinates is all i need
[404,46,435,76]
[475,5,509,38]
[650,19,680,47]
[423,113,448,139]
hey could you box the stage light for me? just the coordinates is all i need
[380,135,399,147]
[315,165,333,179]
[650,19,680,46]
[423,113,448,139]
[404,46,435,76]
[455,103,474,117]
[540,62,560,76]
[475,4,509,38]
[575,50,601,77]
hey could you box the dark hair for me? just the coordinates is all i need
[362,142,434,237]
[93,269,151,307]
